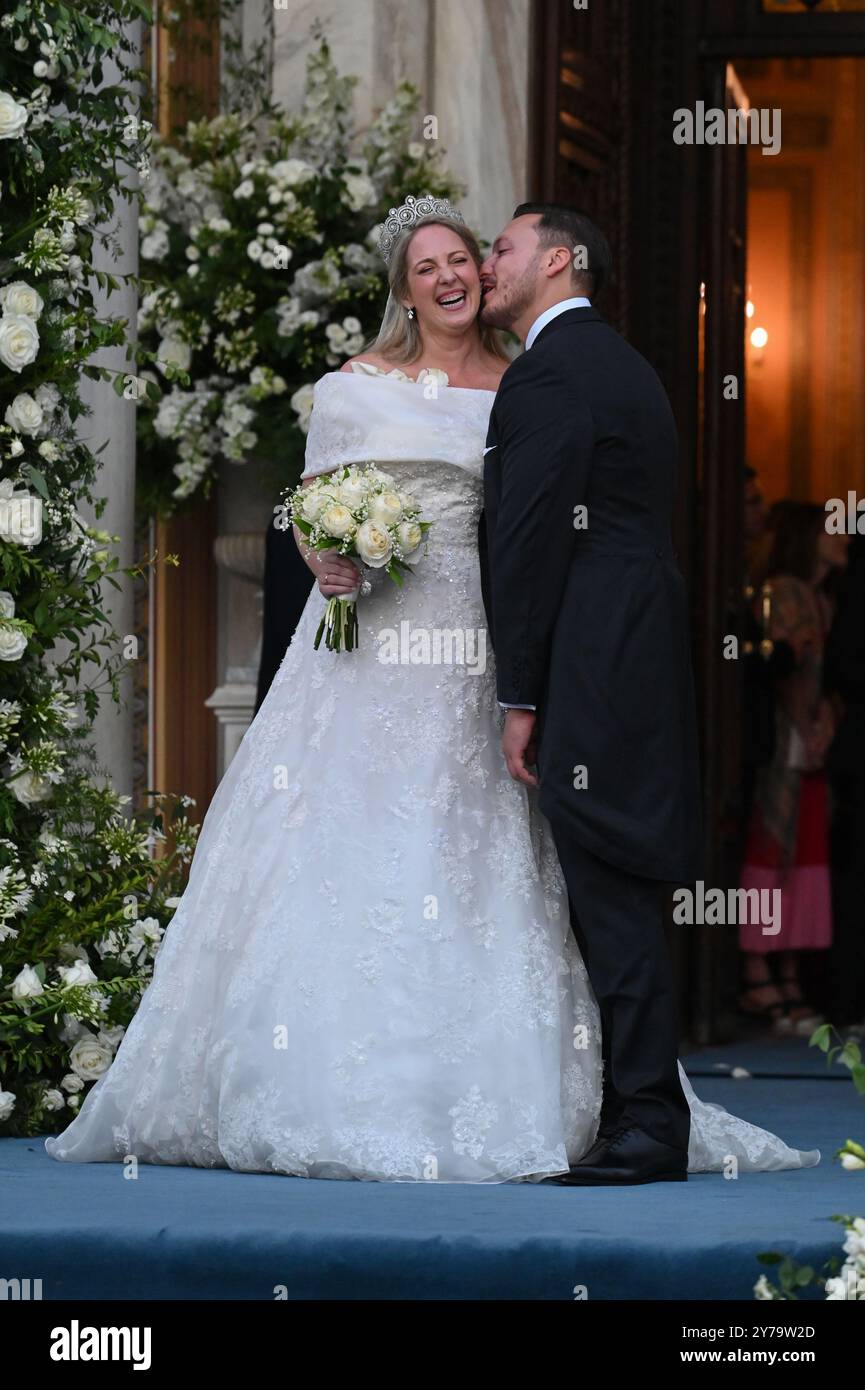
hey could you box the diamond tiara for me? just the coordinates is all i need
[376,193,466,266]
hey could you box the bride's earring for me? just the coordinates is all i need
[406,306,415,321]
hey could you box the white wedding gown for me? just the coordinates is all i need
[46,364,820,1181]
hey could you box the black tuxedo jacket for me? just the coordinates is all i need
[479,306,702,882]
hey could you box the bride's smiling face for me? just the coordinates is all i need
[402,225,481,334]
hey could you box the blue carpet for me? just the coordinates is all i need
[682,1036,853,1079]
[1,1052,861,1300]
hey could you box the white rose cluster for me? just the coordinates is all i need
[0,90,28,141]
[0,279,43,373]
[289,465,427,570]
[286,463,429,652]
[0,590,28,662]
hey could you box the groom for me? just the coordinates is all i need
[478,204,702,1185]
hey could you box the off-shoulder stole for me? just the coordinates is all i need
[300,367,493,481]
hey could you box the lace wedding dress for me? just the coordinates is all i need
[45,363,820,1181]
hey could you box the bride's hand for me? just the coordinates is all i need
[312,548,362,597]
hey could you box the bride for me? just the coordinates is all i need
[46,197,819,1182]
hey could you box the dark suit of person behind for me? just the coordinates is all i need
[480,305,702,1152]
[255,517,315,714]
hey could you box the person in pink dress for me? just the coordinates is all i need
[739,501,849,1033]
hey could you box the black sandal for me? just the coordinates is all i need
[737,981,787,1023]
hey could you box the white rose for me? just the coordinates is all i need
[355,519,393,568]
[234,180,254,199]
[369,491,403,526]
[0,486,40,545]
[8,769,52,804]
[11,963,43,999]
[246,239,262,261]
[320,503,355,539]
[0,280,44,318]
[5,392,43,435]
[397,519,423,557]
[0,92,28,140]
[69,1034,113,1081]
[156,336,191,372]
[43,1088,65,1112]
[336,474,368,509]
[60,1072,84,1093]
[57,959,97,989]
[299,489,326,523]
[343,316,361,334]
[0,623,27,661]
[0,591,14,618]
[408,142,424,159]
[841,1153,865,1172]
[0,1090,15,1121]
[0,313,39,371]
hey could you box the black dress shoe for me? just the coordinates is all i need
[545,1123,688,1186]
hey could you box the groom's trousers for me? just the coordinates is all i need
[550,822,691,1154]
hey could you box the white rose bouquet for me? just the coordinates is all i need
[285,464,430,651]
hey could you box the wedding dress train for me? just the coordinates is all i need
[45,365,819,1180]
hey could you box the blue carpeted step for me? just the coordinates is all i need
[682,1037,855,1080]
[1,1073,860,1301]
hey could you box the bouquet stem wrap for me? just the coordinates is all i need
[315,589,360,652]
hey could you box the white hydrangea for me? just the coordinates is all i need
[342,172,377,212]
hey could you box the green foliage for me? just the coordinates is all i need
[0,1,187,1136]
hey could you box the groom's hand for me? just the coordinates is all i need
[502,709,539,787]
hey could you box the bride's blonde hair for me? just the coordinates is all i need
[367,214,510,366]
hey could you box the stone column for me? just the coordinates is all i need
[77,21,142,802]
[270,0,530,241]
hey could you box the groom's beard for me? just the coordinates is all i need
[480,258,540,333]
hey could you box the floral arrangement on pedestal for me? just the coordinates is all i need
[0,1,193,1138]
[135,32,463,515]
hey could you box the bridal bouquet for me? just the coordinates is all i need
[284,465,430,651]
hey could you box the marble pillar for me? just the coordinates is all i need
[269,0,531,243]
[76,22,142,802]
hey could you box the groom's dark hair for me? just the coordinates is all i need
[512,202,611,298]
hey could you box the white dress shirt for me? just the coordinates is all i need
[524,296,592,350]
[499,297,592,712]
